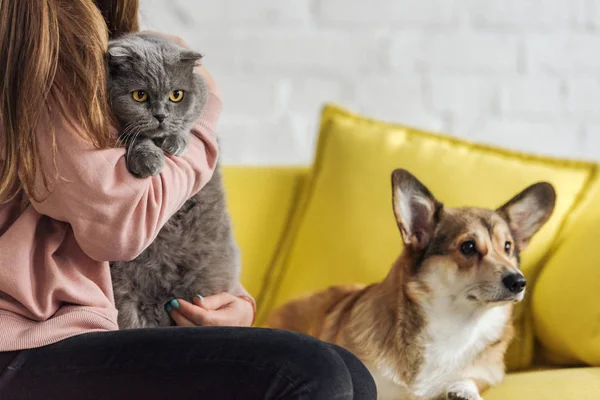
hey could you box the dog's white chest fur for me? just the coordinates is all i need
[372,303,510,400]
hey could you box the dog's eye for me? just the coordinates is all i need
[505,241,512,254]
[460,240,477,256]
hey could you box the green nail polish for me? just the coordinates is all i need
[196,295,204,302]
[170,299,180,309]
[164,302,172,313]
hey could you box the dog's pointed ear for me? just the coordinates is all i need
[391,169,441,251]
[497,182,556,251]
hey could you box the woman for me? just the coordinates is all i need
[0,1,376,399]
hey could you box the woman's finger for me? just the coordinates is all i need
[173,299,212,325]
[200,311,229,327]
[191,295,206,308]
[205,303,250,327]
[168,296,247,327]
[169,309,196,327]
[205,300,252,327]
[198,292,237,311]
[178,299,233,326]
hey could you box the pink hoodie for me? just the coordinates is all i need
[0,92,252,351]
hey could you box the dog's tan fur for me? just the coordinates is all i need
[266,169,556,400]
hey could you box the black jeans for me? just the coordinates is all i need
[0,327,376,400]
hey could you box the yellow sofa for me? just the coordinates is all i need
[222,104,600,399]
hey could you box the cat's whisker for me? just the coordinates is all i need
[125,129,144,166]
[115,121,138,148]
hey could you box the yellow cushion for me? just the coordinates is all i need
[222,166,308,300]
[258,104,594,370]
[485,368,600,399]
[533,172,600,365]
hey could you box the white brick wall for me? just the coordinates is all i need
[140,0,600,165]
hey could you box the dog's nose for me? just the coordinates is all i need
[154,113,167,123]
[502,273,526,294]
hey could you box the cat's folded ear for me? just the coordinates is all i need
[107,44,131,73]
[179,50,203,66]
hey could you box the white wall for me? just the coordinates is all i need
[140,0,600,165]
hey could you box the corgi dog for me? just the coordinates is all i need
[266,169,556,400]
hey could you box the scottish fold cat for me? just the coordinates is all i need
[107,33,240,328]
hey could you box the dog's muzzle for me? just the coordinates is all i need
[502,273,526,294]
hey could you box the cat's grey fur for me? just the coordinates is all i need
[107,33,240,329]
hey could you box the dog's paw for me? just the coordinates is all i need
[448,393,482,400]
[447,381,482,400]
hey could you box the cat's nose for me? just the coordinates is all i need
[154,113,167,123]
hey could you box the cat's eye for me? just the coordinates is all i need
[169,90,184,103]
[132,90,148,102]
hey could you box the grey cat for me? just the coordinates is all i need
[107,33,240,329]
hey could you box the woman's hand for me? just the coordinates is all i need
[140,30,221,100]
[167,293,254,327]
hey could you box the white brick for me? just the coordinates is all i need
[179,35,233,71]
[223,0,311,25]
[318,0,456,26]
[353,76,444,132]
[584,0,600,29]
[218,115,315,165]
[391,33,519,73]
[210,32,387,74]
[284,77,348,116]
[467,0,571,29]
[141,1,600,165]
[139,0,214,36]
[141,0,310,27]
[527,33,600,73]
[217,74,283,121]
[386,31,426,72]
[499,77,563,116]
[580,124,600,161]
[428,76,497,115]
[470,119,583,159]
[571,0,593,29]
[565,77,600,117]
[426,76,498,136]
[288,116,321,162]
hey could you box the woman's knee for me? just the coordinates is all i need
[327,344,378,400]
[262,329,356,398]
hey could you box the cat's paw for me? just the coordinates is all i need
[447,381,482,400]
[160,134,188,157]
[127,139,165,178]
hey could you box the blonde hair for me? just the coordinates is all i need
[0,0,139,202]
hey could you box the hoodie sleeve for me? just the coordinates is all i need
[31,93,221,262]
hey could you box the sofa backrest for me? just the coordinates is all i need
[222,166,308,299]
